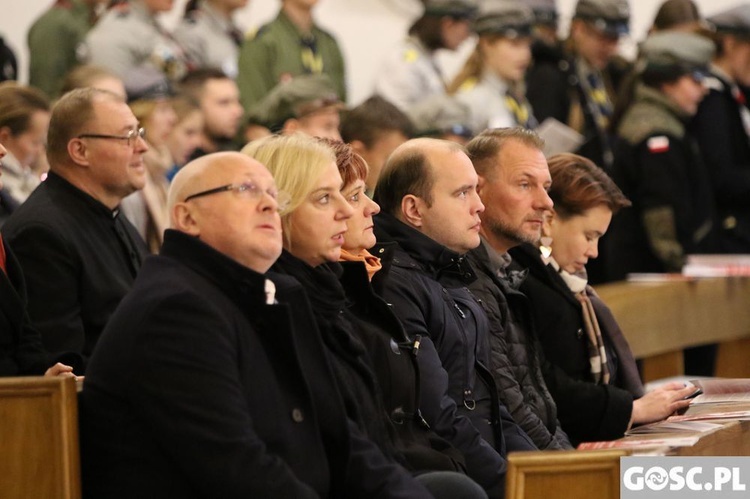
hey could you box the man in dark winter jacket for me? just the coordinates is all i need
[373,138,537,468]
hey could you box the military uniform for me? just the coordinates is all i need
[407,93,473,139]
[607,31,720,281]
[454,1,537,133]
[173,1,243,78]
[690,69,750,251]
[526,0,630,171]
[609,85,718,279]
[27,0,93,98]
[456,73,536,132]
[374,36,446,112]
[374,0,477,112]
[83,0,189,81]
[237,10,346,113]
[688,4,750,252]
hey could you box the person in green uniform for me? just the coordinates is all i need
[27,0,106,98]
[237,0,346,114]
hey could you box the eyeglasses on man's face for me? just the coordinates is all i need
[184,181,291,212]
[77,127,146,147]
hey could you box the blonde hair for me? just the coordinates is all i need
[241,134,335,247]
[447,33,504,94]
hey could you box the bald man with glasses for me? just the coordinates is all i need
[2,88,148,372]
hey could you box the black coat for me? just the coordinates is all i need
[272,251,476,479]
[2,172,147,368]
[510,244,635,445]
[81,230,429,499]
[689,70,750,251]
[467,241,571,450]
[0,238,81,375]
[609,85,720,280]
[374,212,537,462]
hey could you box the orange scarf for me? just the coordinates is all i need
[339,248,383,281]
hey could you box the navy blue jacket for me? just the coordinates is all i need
[374,213,537,462]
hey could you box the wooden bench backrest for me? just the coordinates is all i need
[0,376,80,499]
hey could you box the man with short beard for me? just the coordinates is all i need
[466,127,572,450]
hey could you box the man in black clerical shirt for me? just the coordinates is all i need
[2,88,148,370]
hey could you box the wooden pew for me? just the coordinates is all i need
[595,277,750,381]
[506,418,750,499]
[0,377,80,499]
[506,449,625,499]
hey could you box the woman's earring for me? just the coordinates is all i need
[539,237,553,259]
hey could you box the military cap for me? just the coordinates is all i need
[123,65,173,103]
[473,0,534,38]
[574,0,630,37]
[708,4,750,39]
[424,0,479,19]
[407,94,473,138]
[639,31,714,78]
[526,0,558,26]
[249,74,343,130]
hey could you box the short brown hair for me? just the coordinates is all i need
[178,68,230,103]
[374,139,465,215]
[47,88,122,166]
[321,139,369,188]
[340,95,414,147]
[547,153,631,218]
[0,82,50,136]
[467,127,545,179]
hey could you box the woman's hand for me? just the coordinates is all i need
[630,382,697,426]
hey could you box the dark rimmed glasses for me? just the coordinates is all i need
[184,182,291,212]
[78,127,146,147]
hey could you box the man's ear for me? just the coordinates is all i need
[282,118,300,135]
[67,138,90,167]
[171,203,201,236]
[401,194,424,228]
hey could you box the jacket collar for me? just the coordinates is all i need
[373,211,476,284]
[472,237,528,291]
[160,229,271,306]
[45,171,120,219]
[510,243,580,308]
[635,83,692,122]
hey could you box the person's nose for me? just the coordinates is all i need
[335,191,354,220]
[535,186,554,211]
[366,196,380,217]
[587,240,599,259]
[471,190,485,214]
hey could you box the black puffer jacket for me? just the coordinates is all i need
[467,240,572,450]
[374,212,537,462]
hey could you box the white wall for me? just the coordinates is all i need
[1,0,743,104]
